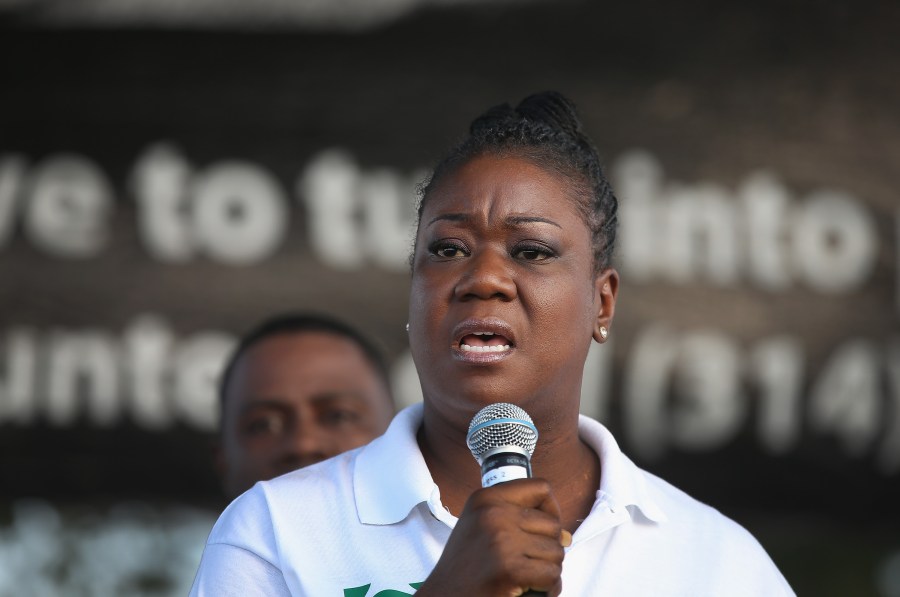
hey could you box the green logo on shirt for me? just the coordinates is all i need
[343,582,424,596]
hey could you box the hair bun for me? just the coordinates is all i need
[515,91,583,138]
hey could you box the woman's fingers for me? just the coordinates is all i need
[416,479,566,597]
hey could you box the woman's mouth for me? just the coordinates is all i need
[459,332,512,354]
[452,318,516,363]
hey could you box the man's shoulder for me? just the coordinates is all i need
[209,449,362,544]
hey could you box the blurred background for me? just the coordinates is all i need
[1,0,899,595]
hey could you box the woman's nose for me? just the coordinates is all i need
[453,249,517,301]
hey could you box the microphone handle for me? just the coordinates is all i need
[481,452,548,597]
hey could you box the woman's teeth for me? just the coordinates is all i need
[461,343,511,353]
[460,332,511,353]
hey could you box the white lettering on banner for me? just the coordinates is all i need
[170,332,234,430]
[0,146,891,294]
[123,315,175,430]
[46,330,120,426]
[192,161,288,264]
[359,167,422,271]
[131,143,197,262]
[670,331,745,450]
[664,182,739,285]
[2,321,899,471]
[0,317,234,430]
[611,149,661,281]
[0,156,26,249]
[298,149,418,272]
[298,150,365,269]
[809,340,881,456]
[793,190,877,293]
[612,150,880,293]
[132,144,288,264]
[0,329,37,424]
[617,325,900,471]
[24,155,113,258]
[623,326,745,458]
[750,337,804,454]
[623,325,679,459]
[882,340,900,473]
[740,171,792,291]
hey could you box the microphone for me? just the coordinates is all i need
[466,403,545,597]
[466,402,538,487]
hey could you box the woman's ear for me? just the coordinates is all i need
[592,268,619,343]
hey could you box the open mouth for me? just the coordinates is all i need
[452,318,516,362]
[459,331,512,354]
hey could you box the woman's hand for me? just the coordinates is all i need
[416,479,568,597]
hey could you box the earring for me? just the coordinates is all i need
[599,326,609,340]
[405,323,410,332]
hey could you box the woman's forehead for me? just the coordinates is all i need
[422,154,582,222]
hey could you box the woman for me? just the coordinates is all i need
[190,92,793,596]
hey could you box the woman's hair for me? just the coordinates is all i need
[416,91,618,271]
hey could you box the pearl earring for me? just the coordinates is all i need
[405,323,410,332]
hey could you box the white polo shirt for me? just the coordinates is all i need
[190,404,794,596]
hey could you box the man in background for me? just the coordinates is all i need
[216,313,395,500]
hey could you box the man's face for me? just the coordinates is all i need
[218,331,394,499]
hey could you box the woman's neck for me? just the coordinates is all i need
[417,407,601,532]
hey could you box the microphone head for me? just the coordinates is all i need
[466,403,538,465]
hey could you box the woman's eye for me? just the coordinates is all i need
[514,245,554,261]
[430,242,468,259]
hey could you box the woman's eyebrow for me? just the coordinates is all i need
[426,213,470,227]
[505,215,562,229]
[425,214,561,228]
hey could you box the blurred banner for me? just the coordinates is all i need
[1,0,899,595]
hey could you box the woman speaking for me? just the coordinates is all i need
[190,92,793,596]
